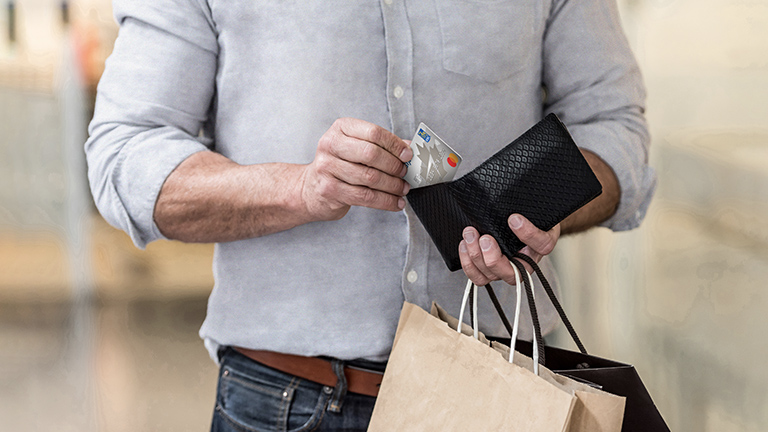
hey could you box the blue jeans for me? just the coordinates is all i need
[211,347,381,432]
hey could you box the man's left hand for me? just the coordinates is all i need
[458,214,560,286]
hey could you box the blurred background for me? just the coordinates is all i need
[0,0,766,430]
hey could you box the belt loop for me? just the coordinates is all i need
[327,359,348,413]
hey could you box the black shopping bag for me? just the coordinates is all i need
[484,254,670,432]
[511,340,670,432]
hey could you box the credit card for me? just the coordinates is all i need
[403,123,462,188]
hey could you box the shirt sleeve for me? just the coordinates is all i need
[542,0,657,231]
[84,0,218,248]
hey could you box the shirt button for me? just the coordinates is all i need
[393,86,404,99]
[384,0,393,4]
[407,270,418,283]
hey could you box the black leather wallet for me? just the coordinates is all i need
[406,113,602,271]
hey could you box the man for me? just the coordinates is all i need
[85,0,656,430]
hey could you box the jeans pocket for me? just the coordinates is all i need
[216,366,327,432]
[435,0,540,83]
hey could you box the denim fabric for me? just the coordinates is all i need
[211,348,378,432]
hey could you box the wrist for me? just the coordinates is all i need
[241,162,315,229]
[560,149,620,234]
[287,163,316,224]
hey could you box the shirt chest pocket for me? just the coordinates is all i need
[435,0,541,83]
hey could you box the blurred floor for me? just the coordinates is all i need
[0,296,218,432]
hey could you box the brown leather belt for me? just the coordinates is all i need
[233,347,383,397]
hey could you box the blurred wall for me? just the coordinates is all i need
[0,0,215,302]
[0,3,219,431]
[552,1,768,431]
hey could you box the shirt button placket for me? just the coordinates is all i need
[381,0,415,138]
[383,0,424,305]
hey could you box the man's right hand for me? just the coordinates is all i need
[154,118,413,243]
[300,118,413,221]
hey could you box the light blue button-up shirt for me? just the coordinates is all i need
[86,0,656,362]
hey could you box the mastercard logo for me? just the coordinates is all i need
[447,153,459,168]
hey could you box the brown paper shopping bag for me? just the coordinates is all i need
[435,302,625,432]
[368,301,625,432]
[368,301,576,432]
[369,264,624,432]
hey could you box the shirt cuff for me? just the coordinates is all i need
[568,125,657,232]
[113,130,209,248]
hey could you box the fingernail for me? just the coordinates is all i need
[400,165,408,178]
[480,237,492,251]
[509,215,523,229]
[399,146,413,162]
[463,229,476,244]
[459,242,467,253]
[402,182,410,195]
[398,198,406,209]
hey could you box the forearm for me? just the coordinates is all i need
[560,148,620,235]
[153,118,412,243]
[154,151,310,243]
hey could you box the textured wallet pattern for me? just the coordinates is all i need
[407,114,602,271]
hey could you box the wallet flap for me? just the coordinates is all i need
[406,183,472,271]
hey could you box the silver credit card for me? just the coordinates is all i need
[403,123,462,188]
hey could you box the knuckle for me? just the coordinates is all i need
[316,178,336,198]
[362,167,381,185]
[389,158,405,176]
[365,124,383,143]
[461,266,486,285]
[315,154,333,174]
[468,248,484,262]
[516,224,535,241]
[484,253,503,269]
[540,238,556,255]
[358,187,377,204]
[317,134,334,152]
[531,233,556,255]
[332,118,346,130]
[361,143,379,164]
